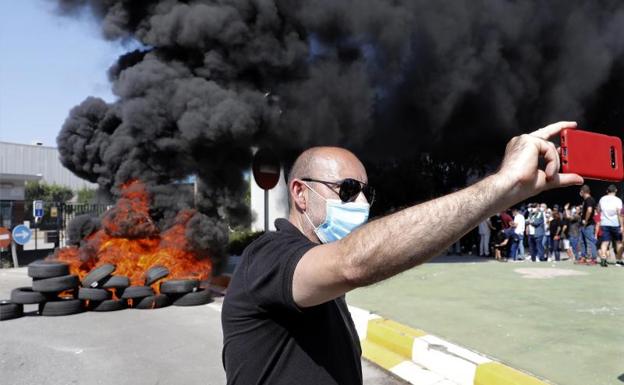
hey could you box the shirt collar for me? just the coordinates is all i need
[274,218,307,239]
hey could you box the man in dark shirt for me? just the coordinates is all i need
[221,122,584,385]
[580,184,598,263]
[549,211,563,261]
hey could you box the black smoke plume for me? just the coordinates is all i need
[55,0,624,231]
[67,214,100,246]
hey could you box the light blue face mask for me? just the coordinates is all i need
[303,184,370,243]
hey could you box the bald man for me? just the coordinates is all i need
[221,122,584,385]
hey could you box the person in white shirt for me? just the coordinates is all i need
[510,207,525,261]
[478,218,494,257]
[598,184,624,267]
[511,207,526,261]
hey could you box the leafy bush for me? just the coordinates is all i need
[76,187,97,204]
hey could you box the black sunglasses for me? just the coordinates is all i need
[301,177,375,206]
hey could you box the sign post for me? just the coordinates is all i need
[0,227,10,249]
[11,225,33,268]
[0,227,11,266]
[252,149,280,232]
[33,200,44,223]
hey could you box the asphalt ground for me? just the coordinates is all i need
[0,268,406,385]
[347,255,624,385]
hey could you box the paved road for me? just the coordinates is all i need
[0,268,405,385]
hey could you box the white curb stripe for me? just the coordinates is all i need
[348,305,496,385]
[412,335,491,385]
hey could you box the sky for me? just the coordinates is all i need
[0,1,130,147]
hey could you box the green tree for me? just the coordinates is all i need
[25,181,74,203]
[76,187,96,204]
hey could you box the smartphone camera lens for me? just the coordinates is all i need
[610,146,616,168]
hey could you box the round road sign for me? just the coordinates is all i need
[252,148,280,190]
[0,227,10,248]
[12,225,32,246]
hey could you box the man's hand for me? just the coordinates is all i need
[495,121,584,203]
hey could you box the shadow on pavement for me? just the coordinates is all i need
[427,254,492,264]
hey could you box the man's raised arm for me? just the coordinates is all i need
[293,122,584,307]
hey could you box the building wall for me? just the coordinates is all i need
[0,141,97,190]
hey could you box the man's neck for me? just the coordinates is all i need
[289,212,321,244]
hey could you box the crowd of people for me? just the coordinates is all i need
[476,184,624,267]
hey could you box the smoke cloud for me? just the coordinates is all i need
[67,214,100,246]
[54,0,624,235]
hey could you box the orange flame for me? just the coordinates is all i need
[52,180,212,290]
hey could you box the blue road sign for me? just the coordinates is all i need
[12,225,32,246]
[33,200,44,218]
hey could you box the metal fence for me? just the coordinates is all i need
[0,202,109,267]
[23,202,109,249]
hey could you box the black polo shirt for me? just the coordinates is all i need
[582,196,597,226]
[221,218,363,385]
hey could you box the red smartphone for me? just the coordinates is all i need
[560,128,624,181]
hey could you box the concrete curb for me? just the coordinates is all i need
[348,306,552,385]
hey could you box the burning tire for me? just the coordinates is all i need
[82,263,116,288]
[0,300,23,321]
[120,286,154,299]
[101,275,130,297]
[27,260,69,279]
[144,265,169,286]
[89,299,127,312]
[135,294,170,309]
[32,275,80,293]
[160,279,200,294]
[172,288,212,306]
[39,298,84,316]
[10,287,47,304]
[101,275,130,290]
[78,288,112,301]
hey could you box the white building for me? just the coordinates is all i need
[0,141,96,192]
[0,141,97,228]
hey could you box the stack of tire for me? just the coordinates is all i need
[80,263,129,312]
[2,260,83,320]
[114,265,211,309]
[1,260,213,321]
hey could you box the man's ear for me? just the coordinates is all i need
[290,179,307,211]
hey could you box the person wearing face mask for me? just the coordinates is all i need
[528,203,546,261]
[562,203,578,261]
[221,122,584,385]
